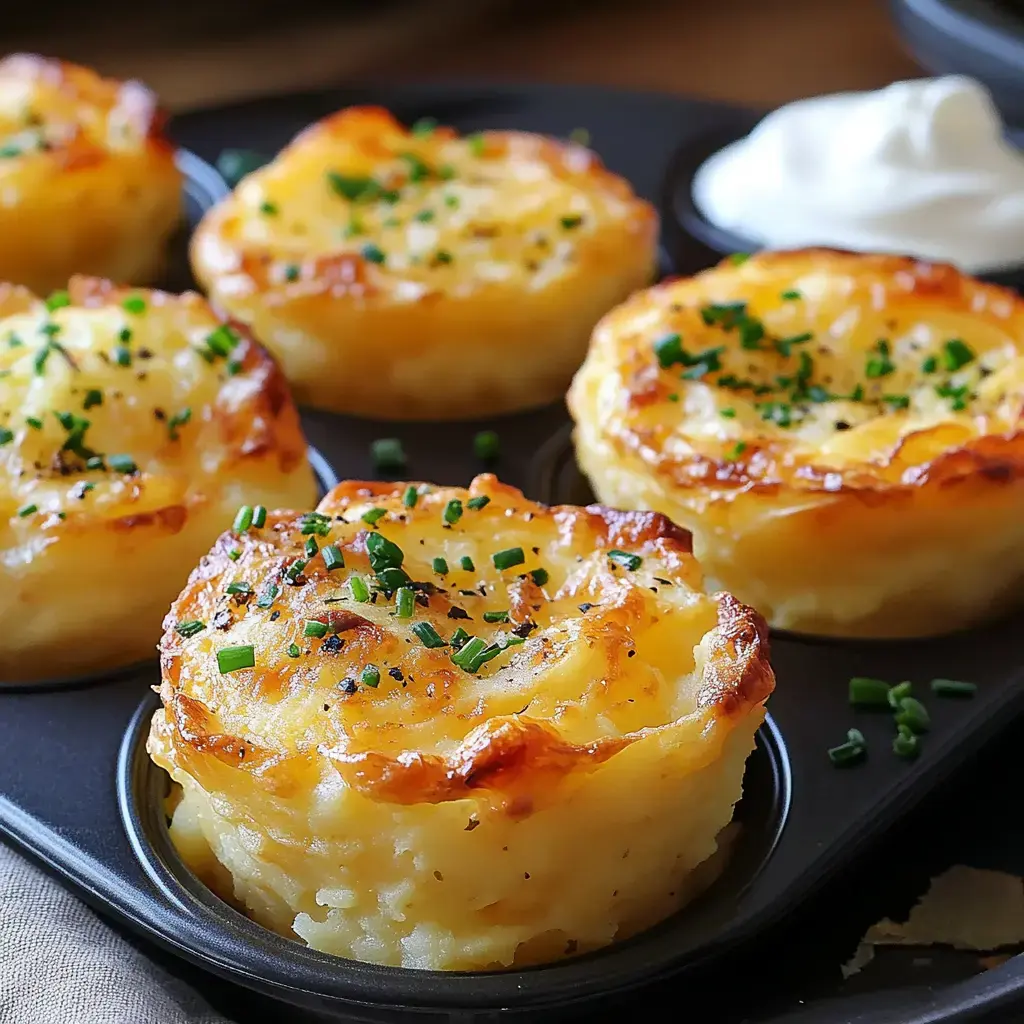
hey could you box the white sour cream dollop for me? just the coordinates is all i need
[692,76,1024,273]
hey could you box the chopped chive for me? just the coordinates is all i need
[883,394,910,410]
[492,547,524,570]
[122,296,146,315]
[432,249,453,265]
[654,332,684,368]
[847,727,866,748]
[362,507,387,525]
[326,172,379,201]
[395,587,415,618]
[893,724,920,759]
[204,324,240,358]
[233,505,254,532]
[304,620,328,638]
[725,441,747,461]
[451,636,487,670]
[226,581,252,595]
[865,339,895,379]
[444,194,459,208]
[780,290,801,301]
[483,610,509,623]
[560,214,583,229]
[45,290,70,311]
[305,535,319,558]
[443,499,463,525]
[119,327,132,343]
[942,338,975,372]
[252,505,267,528]
[114,346,132,367]
[529,567,549,586]
[411,117,437,136]
[887,680,913,709]
[432,557,449,575]
[285,558,308,582]
[473,430,500,460]
[33,343,51,374]
[287,643,301,658]
[828,740,866,766]
[414,209,435,223]
[259,200,278,215]
[108,454,137,474]
[228,548,241,561]
[217,645,255,674]
[466,495,490,511]
[402,485,418,508]
[17,503,37,517]
[895,697,930,734]
[25,417,42,430]
[450,627,471,648]
[322,545,344,571]
[460,556,475,571]
[365,531,405,570]
[0,427,12,445]
[299,512,332,537]
[849,677,891,707]
[608,549,641,571]
[350,575,370,602]
[175,619,205,638]
[921,356,938,374]
[729,253,750,265]
[167,407,191,441]
[412,621,447,648]
[930,678,977,698]
[256,583,279,608]
[361,664,381,688]
[361,243,386,265]
[371,437,406,471]
[720,408,736,418]
[283,263,300,282]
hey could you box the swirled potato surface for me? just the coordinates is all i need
[569,248,1024,637]
[0,54,182,294]
[190,106,657,419]
[0,277,316,680]
[147,475,773,969]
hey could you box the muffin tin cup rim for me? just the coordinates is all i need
[117,684,792,1012]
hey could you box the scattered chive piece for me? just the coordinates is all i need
[467,132,486,156]
[175,620,205,638]
[725,441,747,461]
[450,627,470,648]
[361,242,386,265]
[942,338,975,372]
[0,427,12,445]
[167,407,191,441]
[122,296,146,315]
[865,339,895,379]
[252,505,267,528]
[256,584,279,608]
[653,332,684,368]
[371,437,406,471]
[287,642,301,658]
[443,499,463,525]
[460,556,475,571]
[412,622,447,648]
[233,505,254,532]
[107,454,137,474]
[285,559,307,582]
[849,677,891,707]
[17,503,37,517]
[26,417,42,430]
[492,547,525,570]
[305,535,319,558]
[114,346,132,367]
[225,581,252,595]
[828,740,866,767]
[395,586,415,618]
[304,620,328,638]
[729,253,750,265]
[895,697,930,734]
[283,263,300,282]
[847,727,866,748]
[887,680,913,709]
[473,430,500,460]
[483,610,510,623]
[780,290,801,301]
[720,408,736,418]
[402,485,419,508]
[119,327,132,343]
[930,678,977,698]
[259,200,278,215]
[46,290,70,311]
[921,356,938,374]
[411,117,437,136]
[217,645,255,674]
[432,557,449,575]
[322,545,344,571]
[350,575,370,602]
[560,214,583,229]
[608,549,641,571]
[361,664,381,688]
[433,249,453,265]
[415,208,435,223]
[33,343,51,374]
[451,636,487,670]
[228,548,241,561]
[204,323,240,358]
[466,495,490,511]
[299,512,332,537]
[530,567,549,586]
[893,724,920,759]
[362,507,387,525]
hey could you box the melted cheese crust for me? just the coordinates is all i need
[0,277,317,680]
[190,106,657,419]
[0,54,182,294]
[569,248,1024,637]
[147,475,773,969]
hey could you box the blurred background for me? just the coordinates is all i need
[0,0,922,112]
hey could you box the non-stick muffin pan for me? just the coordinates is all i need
[2,81,1024,1024]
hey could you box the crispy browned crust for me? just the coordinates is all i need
[600,248,1024,498]
[157,476,774,811]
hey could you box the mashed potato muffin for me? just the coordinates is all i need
[569,248,1024,638]
[0,276,316,681]
[147,475,773,969]
[190,106,657,419]
[0,54,182,294]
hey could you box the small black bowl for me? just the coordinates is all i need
[668,116,1024,293]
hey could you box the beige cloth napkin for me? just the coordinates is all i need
[0,843,230,1024]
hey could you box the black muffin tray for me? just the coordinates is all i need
[2,82,1024,1024]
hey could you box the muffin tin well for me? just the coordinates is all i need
[2,82,1024,1024]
